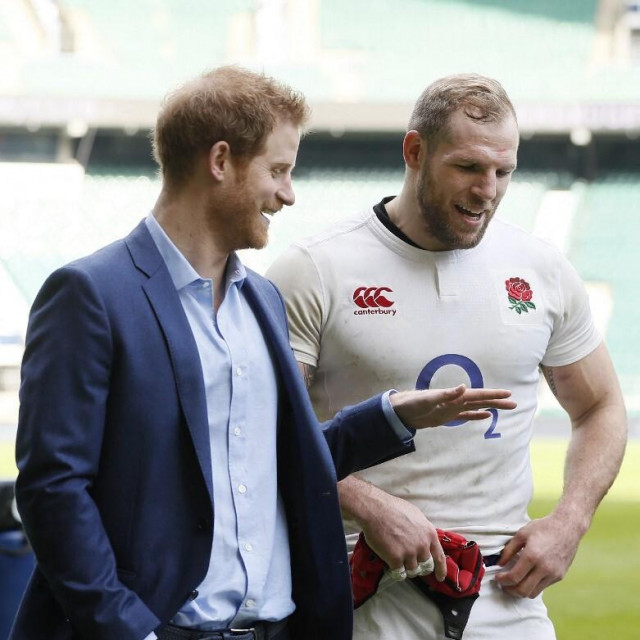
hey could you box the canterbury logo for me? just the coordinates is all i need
[353,287,394,308]
[352,287,396,316]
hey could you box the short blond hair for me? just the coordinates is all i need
[152,66,310,186]
[408,74,516,145]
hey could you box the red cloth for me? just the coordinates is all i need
[422,529,485,597]
[350,528,485,608]
[350,531,386,608]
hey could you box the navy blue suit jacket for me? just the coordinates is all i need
[11,221,414,640]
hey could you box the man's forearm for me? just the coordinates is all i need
[497,349,627,598]
[339,474,386,523]
[541,347,627,534]
[556,398,627,534]
[338,474,447,577]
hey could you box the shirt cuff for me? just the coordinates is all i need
[382,390,415,443]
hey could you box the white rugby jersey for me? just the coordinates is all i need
[267,207,601,554]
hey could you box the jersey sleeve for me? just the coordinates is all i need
[266,243,324,368]
[541,253,602,367]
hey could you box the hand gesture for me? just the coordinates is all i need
[390,384,516,429]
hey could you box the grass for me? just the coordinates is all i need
[1,438,638,638]
[530,439,640,640]
[531,498,640,639]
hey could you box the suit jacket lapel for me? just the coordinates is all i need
[125,222,214,502]
[243,274,294,373]
[242,273,315,429]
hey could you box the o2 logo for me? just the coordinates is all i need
[416,354,501,439]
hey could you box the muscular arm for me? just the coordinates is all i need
[297,361,447,579]
[339,475,447,580]
[496,342,627,597]
[542,344,626,534]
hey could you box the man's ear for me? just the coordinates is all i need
[403,130,425,170]
[208,141,232,181]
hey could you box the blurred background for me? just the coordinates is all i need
[0,0,638,638]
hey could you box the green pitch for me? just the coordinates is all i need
[532,497,640,639]
[1,439,638,639]
[530,440,640,640]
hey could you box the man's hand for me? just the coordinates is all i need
[341,477,448,582]
[495,345,627,599]
[495,512,582,598]
[389,384,516,429]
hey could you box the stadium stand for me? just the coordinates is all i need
[0,0,636,108]
[1,0,256,100]
[320,0,602,102]
[569,176,640,410]
[0,0,639,419]
[0,158,638,415]
[0,165,567,304]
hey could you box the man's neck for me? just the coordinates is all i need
[152,191,230,309]
[385,189,432,250]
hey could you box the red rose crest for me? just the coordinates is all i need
[505,277,536,314]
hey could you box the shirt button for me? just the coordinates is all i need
[233,426,242,436]
[236,367,243,376]
[245,543,253,552]
[246,599,256,608]
[238,484,247,494]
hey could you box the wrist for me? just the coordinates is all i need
[382,390,415,441]
[550,501,592,539]
[387,390,413,426]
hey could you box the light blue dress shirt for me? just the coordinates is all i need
[143,214,412,639]
[145,215,294,630]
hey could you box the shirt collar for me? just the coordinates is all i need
[145,213,247,291]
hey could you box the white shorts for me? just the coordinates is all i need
[352,566,557,640]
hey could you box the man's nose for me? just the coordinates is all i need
[471,173,497,203]
[277,176,295,207]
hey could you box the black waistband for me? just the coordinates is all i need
[483,553,501,567]
[157,618,287,640]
